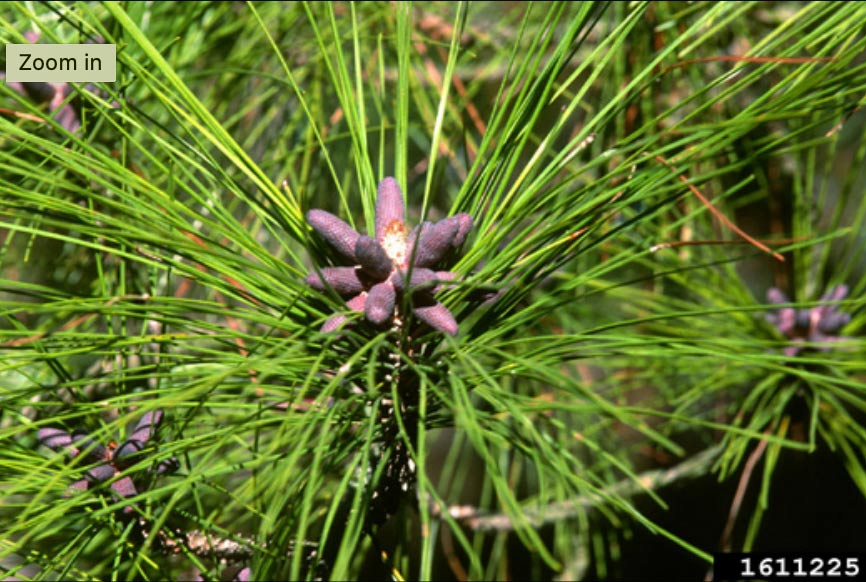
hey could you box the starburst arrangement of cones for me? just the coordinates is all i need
[305,177,472,335]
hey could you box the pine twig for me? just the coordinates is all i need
[432,444,725,531]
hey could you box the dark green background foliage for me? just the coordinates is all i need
[1,2,865,580]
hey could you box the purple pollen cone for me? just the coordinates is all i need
[110,476,139,500]
[307,209,360,261]
[38,427,73,450]
[85,463,117,483]
[376,177,406,244]
[114,438,145,463]
[390,268,439,293]
[451,213,473,246]
[322,292,367,332]
[413,299,459,336]
[130,410,162,442]
[366,281,397,325]
[306,267,366,295]
[411,220,458,268]
[356,235,393,279]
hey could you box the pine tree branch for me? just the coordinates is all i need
[432,444,725,532]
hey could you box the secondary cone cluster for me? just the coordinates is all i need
[38,410,177,512]
[766,284,851,356]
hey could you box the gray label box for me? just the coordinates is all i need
[5,44,116,82]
